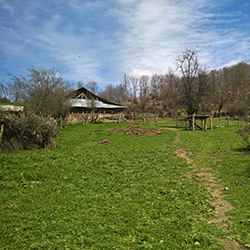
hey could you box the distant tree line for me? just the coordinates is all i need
[1,49,250,117]
[98,49,250,116]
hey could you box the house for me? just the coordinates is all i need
[0,105,24,112]
[67,87,127,113]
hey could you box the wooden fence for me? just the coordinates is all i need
[58,112,250,129]
[59,112,159,127]
[175,115,250,129]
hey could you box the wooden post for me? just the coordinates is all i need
[204,118,207,130]
[0,124,4,143]
[131,112,134,124]
[227,115,230,125]
[210,115,213,131]
[82,112,85,123]
[118,112,121,123]
[103,111,106,123]
[155,115,158,127]
[192,114,195,131]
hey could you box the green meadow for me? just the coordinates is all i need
[0,120,250,249]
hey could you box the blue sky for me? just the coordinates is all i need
[0,0,250,89]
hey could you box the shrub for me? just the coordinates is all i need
[237,126,250,151]
[0,112,59,153]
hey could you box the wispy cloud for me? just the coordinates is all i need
[0,0,249,87]
[113,0,250,77]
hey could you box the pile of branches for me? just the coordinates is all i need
[237,126,250,151]
[0,112,60,153]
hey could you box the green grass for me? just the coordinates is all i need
[177,125,250,246]
[0,122,249,249]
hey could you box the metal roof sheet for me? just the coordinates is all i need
[68,99,127,109]
[0,105,24,112]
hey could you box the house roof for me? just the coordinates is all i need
[68,87,127,109]
[0,105,24,112]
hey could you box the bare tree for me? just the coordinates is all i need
[85,80,99,95]
[24,67,72,117]
[77,80,84,89]
[0,83,10,102]
[6,75,26,103]
[176,48,210,115]
[99,83,116,102]
[139,75,149,101]
[130,77,139,103]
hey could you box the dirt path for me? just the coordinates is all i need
[172,133,246,250]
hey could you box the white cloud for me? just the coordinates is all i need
[112,0,250,75]
[1,0,249,86]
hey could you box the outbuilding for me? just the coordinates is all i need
[67,87,127,113]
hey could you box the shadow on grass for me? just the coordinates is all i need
[232,147,250,154]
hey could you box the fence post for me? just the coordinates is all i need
[210,115,213,131]
[131,112,134,124]
[119,112,121,123]
[204,118,207,130]
[227,115,230,125]
[103,111,106,123]
[192,114,195,131]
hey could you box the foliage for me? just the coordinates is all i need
[0,112,59,153]
[237,126,250,151]
[24,67,72,117]
[97,56,250,116]
[0,67,72,118]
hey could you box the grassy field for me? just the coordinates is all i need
[0,120,250,249]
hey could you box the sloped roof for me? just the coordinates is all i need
[0,105,24,112]
[68,87,126,109]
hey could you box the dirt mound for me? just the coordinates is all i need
[96,139,110,145]
[109,126,164,136]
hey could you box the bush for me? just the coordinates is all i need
[0,112,60,153]
[237,126,250,151]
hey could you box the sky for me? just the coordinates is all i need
[0,0,250,89]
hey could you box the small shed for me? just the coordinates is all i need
[67,87,127,113]
[185,114,213,131]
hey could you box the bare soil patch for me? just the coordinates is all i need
[109,126,164,136]
[172,133,246,250]
[96,139,110,145]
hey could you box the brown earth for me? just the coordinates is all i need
[172,133,247,250]
[109,125,164,136]
[96,139,110,145]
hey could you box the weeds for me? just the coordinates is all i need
[237,126,250,151]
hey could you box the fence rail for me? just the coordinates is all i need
[58,112,250,129]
